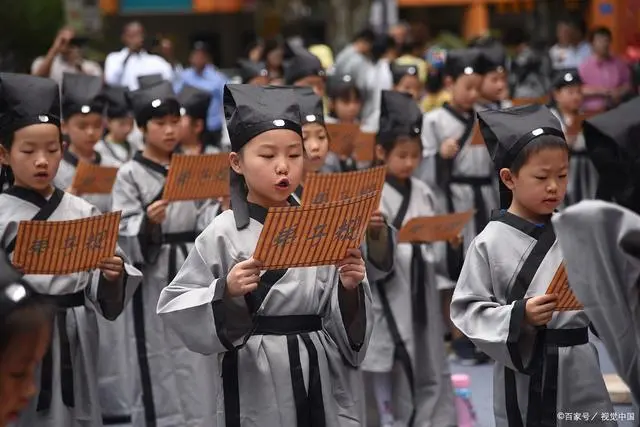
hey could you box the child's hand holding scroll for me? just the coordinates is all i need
[99,256,124,282]
[525,294,558,326]
[337,248,365,290]
[226,257,263,297]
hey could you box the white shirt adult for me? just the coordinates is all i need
[104,48,174,90]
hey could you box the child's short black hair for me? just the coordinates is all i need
[509,134,569,174]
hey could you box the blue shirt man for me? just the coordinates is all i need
[175,41,228,134]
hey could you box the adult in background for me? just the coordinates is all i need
[504,27,550,99]
[579,27,632,113]
[333,28,376,89]
[104,21,173,90]
[261,39,285,82]
[549,16,592,71]
[31,27,102,84]
[175,41,228,148]
[361,34,398,131]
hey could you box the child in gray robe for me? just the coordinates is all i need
[54,73,121,214]
[451,104,615,427]
[157,84,373,427]
[112,81,221,427]
[363,90,457,427]
[0,72,141,427]
[548,68,598,205]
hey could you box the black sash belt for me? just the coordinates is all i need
[163,231,197,282]
[527,327,589,427]
[222,315,325,427]
[449,176,493,234]
[37,291,85,412]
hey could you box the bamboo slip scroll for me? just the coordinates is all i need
[72,161,119,194]
[253,192,378,269]
[397,210,475,243]
[301,166,386,207]
[12,211,121,275]
[545,263,584,311]
[162,153,230,201]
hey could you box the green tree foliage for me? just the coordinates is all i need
[0,0,65,71]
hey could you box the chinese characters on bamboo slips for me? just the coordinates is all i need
[325,123,376,162]
[253,193,378,269]
[301,166,386,207]
[72,161,119,194]
[545,263,584,311]
[397,210,475,243]
[12,211,121,275]
[162,154,230,201]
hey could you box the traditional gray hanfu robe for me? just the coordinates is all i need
[475,99,513,112]
[549,108,598,205]
[553,200,640,403]
[363,176,457,427]
[418,104,498,252]
[112,151,221,427]
[451,210,615,427]
[291,183,395,427]
[54,149,121,214]
[95,138,141,165]
[0,186,141,427]
[156,203,373,427]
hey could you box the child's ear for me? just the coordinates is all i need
[499,167,516,191]
[229,152,243,175]
[195,119,205,135]
[0,145,9,166]
[374,144,387,163]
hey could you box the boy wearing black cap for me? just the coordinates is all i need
[236,59,270,85]
[96,85,138,165]
[177,84,218,155]
[55,73,120,214]
[451,104,615,427]
[0,73,141,427]
[549,69,598,205]
[553,97,640,405]
[157,84,372,426]
[112,81,221,427]
[419,48,497,363]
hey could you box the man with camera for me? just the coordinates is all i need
[31,26,102,84]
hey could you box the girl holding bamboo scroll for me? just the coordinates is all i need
[111,80,221,427]
[366,90,457,427]
[157,84,373,427]
[0,72,141,427]
[293,85,394,426]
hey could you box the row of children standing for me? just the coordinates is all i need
[0,40,603,427]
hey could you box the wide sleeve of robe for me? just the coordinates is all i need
[323,271,373,368]
[156,214,253,355]
[450,235,538,372]
[363,221,395,283]
[415,111,439,188]
[553,200,640,401]
[111,165,162,265]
